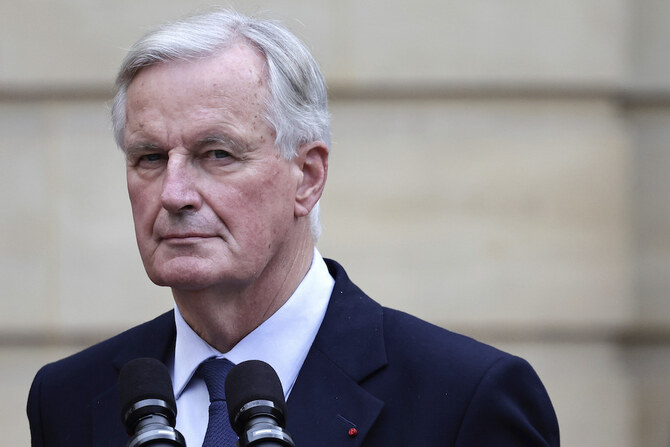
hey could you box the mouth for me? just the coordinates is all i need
[160,233,218,244]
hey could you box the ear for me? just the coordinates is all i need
[294,142,329,218]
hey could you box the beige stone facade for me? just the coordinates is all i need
[2,1,670,445]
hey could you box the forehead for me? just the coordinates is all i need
[126,40,270,114]
[124,41,272,146]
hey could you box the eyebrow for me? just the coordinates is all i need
[124,134,253,158]
[194,134,251,154]
[125,142,162,158]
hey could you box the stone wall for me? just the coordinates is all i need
[2,1,670,445]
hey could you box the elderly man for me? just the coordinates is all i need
[27,9,559,447]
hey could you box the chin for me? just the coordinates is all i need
[145,264,249,292]
[143,257,205,286]
[148,271,215,291]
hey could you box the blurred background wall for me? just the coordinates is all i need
[2,1,670,445]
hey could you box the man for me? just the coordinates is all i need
[27,9,560,447]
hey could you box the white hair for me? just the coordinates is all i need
[110,9,329,240]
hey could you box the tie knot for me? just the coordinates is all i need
[196,357,235,402]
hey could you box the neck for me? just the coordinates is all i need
[172,236,315,353]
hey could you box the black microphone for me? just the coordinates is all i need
[119,357,186,447]
[225,360,295,447]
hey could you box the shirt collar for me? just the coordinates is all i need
[172,248,334,399]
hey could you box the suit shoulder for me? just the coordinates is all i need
[381,306,512,374]
[34,311,174,384]
[324,258,514,376]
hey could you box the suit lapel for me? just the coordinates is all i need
[90,311,177,447]
[86,260,385,446]
[287,260,387,446]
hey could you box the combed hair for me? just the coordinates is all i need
[110,9,330,240]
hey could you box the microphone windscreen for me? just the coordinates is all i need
[225,360,287,430]
[119,357,176,418]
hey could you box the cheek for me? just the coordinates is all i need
[249,171,294,214]
[212,176,292,234]
[253,175,296,234]
[127,178,159,233]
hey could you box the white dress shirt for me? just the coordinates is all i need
[168,249,334,446]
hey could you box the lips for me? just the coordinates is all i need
[161,233,214,239]
[159,232,220,245]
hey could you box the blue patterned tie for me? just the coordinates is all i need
[196,357,238,447]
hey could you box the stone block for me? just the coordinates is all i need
[1,0,628,87]
[319,98,633,328]
[331,0,627,86]
[0,103,58,331]
[629,1,670,90]
[628,108,670,324]
[1,94,637,334]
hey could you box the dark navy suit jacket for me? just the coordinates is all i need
[27,259,560,446]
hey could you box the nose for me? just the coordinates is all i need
[160,154,202,213]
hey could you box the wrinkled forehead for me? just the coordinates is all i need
[123,41,277,150]
[125,41,272,118]
[129,37,269,93]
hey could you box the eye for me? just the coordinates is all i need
[139,153,165,162]
[206,149,231,160]
[131,151,167,169]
